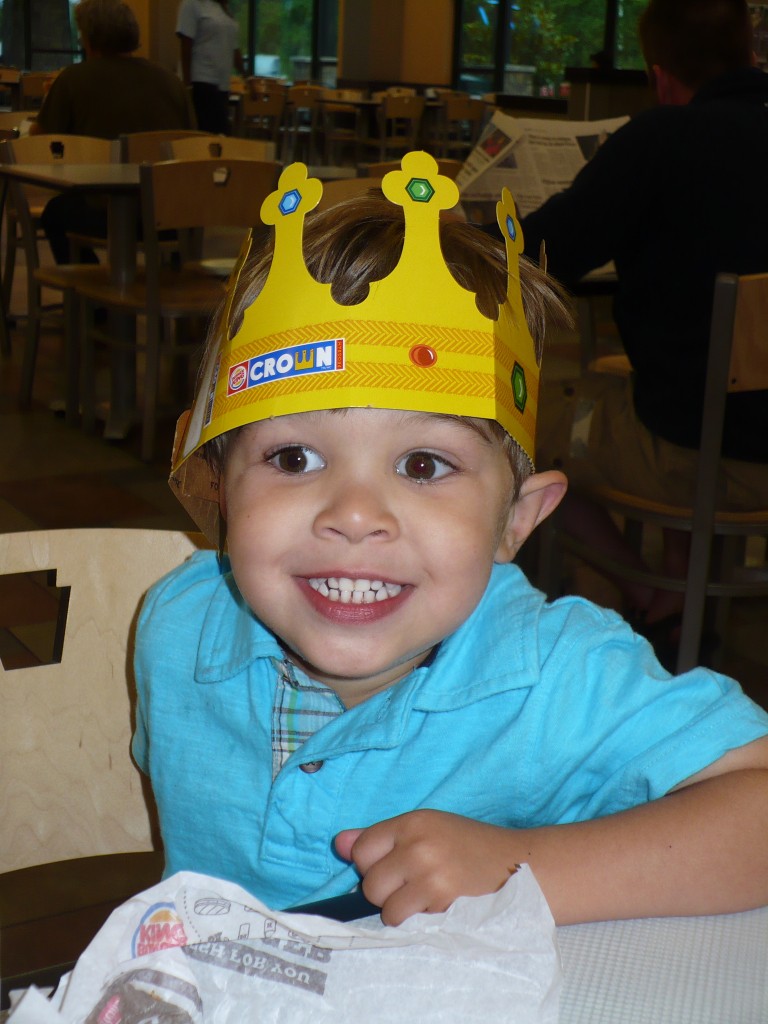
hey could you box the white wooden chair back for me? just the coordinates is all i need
[0,528,209,872]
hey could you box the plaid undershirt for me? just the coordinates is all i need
[271,658,345,779]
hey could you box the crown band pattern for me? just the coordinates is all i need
[173,151,539,474]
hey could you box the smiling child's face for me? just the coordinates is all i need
[221,406,531,707]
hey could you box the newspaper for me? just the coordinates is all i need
[456,109,629,222]
[8,866,560,1024]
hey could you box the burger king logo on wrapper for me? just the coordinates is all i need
[131,902,188,958]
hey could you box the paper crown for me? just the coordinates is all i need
[174,150,539,466]
[170,151,540,541]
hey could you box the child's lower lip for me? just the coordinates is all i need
[297,578,410,623]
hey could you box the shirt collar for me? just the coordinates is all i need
[194,561,543,703]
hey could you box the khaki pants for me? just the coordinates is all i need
[537,371,768,512]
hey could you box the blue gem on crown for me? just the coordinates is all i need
[279,189,302,216]
[506,214,517,241]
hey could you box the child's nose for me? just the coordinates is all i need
[313,480,399,543]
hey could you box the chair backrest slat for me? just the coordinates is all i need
[119,129,212,164]
[142,158,281,234]
[728,273,768,393]
[168,135,276,163]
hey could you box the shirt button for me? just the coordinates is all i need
[299,760,324,773]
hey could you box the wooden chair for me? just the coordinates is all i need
[282,84,324,163]
[0,66,23,109]
[166,134,277,163]
[0,126,19,357]
[20,70,56,109]
[118,128,212,164]
[538,272,768,673]
[0,134,118,410]
[239,88,286,146]
[436,93,486,157]
[72,158,280,461]
[0,108,37,131]
[359,158,463,180]
[320,88,364,165]
[0,527,209,994]
[365,94,425,161]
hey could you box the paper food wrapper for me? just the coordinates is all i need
[9,865,560,1024]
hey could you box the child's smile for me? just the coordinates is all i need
[222,408,518,707]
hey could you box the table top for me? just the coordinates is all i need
[558,904,768,1023]
[0,162,140,190]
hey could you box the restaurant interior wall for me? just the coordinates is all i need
[338,0,452,86]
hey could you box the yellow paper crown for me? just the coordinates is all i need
[173,150,539,474]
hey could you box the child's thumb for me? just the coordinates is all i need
[335,827,365,862]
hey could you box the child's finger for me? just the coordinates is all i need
[334,827,364,861]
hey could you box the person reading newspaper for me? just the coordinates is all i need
[477,0,768,664]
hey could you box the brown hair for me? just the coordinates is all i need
[200,190,571,494]
[638,0,752,91]
[75,0,140,57]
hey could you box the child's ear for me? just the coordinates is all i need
[494,470,567,563]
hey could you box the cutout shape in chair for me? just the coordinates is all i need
[0,528,210,992]
[73,157,280,461]
[366,94,425,161]
[0,134,118,412]
[539,272,768,673]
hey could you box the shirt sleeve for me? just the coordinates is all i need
[175,0,199,39]
[523,596,768,824]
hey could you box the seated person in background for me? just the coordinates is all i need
[34,0,195,264]
[519,0,768,652]
[132,154,768,927]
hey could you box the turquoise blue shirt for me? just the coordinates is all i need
[132,555,768,909]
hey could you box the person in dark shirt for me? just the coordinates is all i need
[520,0,768,641]
[34,0,195,263]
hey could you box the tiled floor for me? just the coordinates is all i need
[0,243,766,709]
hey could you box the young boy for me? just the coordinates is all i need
[133,153,768,928]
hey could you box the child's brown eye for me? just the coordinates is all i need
[396,451,454,482]
[267,446,324,474]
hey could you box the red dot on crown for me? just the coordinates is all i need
[409,345,437,367]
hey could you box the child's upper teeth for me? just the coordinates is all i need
[309,577,402,602]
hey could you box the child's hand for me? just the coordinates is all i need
[335,810,518,926]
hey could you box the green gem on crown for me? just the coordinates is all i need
[405,177,435,203]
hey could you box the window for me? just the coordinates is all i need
[457,0,649,98]
[237,0,338,85]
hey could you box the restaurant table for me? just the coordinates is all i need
[0,162,141,436]
[2,899,766,1021]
